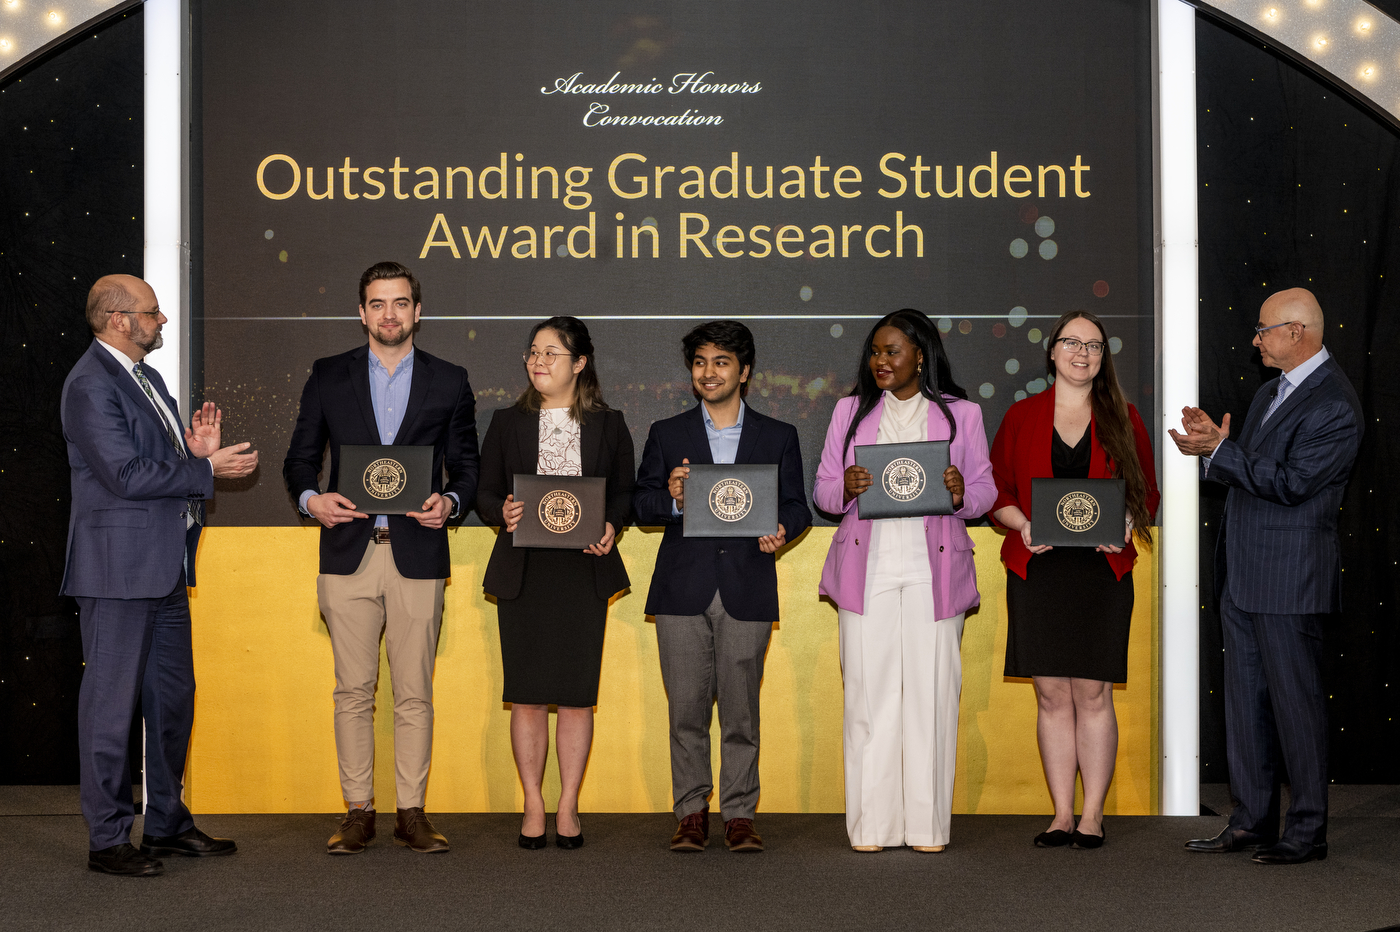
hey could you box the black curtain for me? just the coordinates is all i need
[0,10,144,783]
[1196,13,1400,783]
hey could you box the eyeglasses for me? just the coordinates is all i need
[1253,320,1302,337]
[522,350,575,365]
[117,310,161,317]
[1054,337,1105,356]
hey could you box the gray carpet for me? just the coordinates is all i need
[3,788,1398,932]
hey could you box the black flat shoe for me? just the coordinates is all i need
[556,832,584,849]
[1071,828,1105,849]
[1034,830,1072,848]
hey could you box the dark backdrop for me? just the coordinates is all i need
[0,10,144,783]
[1196,12,1400,783]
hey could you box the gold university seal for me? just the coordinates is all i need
[882,458,926,502]
[539,490,582,534]
[363,458,407,500]
[709,478,753,522]
[1056,490,1101,532]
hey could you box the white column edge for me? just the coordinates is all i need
[1157,0,1201,817]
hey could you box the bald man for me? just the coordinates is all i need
[61,275,258,876]
[1170,288,1362,865]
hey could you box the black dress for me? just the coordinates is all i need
[1003,428,1134,682]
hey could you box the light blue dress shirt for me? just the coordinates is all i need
[673,400,746,515]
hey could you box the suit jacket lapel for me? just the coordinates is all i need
[396,350,432,443]
[685,405,715,464]
[581,410,602,477]
[1250,371,1319,447]
[735,406,761,463]
[347,345,379,442]
[516,407,540,472]
[92,342,187,451]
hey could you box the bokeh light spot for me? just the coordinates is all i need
[1019,204,1039,224]
[1027,378,1048,394]
[1093,280,1110,298]
[979,383,995,399]
[937,318,953,334]
[1027,327,1043,343]
[1005,358,1021,375]
[556,244,569,257]
[1009,238,1028,258]
[958,320,972,334]
[1039,239,1058,260]
[278,250,288,263]
[1008,306,1028,327]
[992,322,1006,338]
[1015,390,1027,401]
[1109,336,1123,355]
[829,323,843,338]
[1034,216,1056,238]
[800,285,813,302]
[264,229,274,240]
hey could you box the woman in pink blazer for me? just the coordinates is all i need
[814,309,997,853]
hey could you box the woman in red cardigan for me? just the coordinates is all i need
[989,310,1159,850]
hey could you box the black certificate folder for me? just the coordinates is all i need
[336,444,433,515]
[512,475,606,549]
[683,464,779,538]
[1030,478,1127,548]
[855,441,953,519]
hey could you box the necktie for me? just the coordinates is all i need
[132,362,203,526]
[1262,375,1291,424]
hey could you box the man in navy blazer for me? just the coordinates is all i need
[634,321,811,853]
[62,275,258,876]
[283,262,478,856]
[1171,287,1362,865]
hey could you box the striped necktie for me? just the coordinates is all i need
[132,362,203,526]
[1262,374,1291,424]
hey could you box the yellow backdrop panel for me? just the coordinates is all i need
[185,526,1158,814]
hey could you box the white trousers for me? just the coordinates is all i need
[838,517,965,848]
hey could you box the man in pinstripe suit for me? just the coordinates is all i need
[1170,288,1362,865]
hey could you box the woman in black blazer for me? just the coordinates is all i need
[477,316,633,850]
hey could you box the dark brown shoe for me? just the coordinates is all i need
[327,808,376,855]
[394,808,449,853]
[724,817,763,852]
[670,809,709,852]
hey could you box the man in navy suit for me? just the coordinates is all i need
[634,321,811,853]
[1171,287,1362,865]
[62,274,258,876]
[283,261,478,855]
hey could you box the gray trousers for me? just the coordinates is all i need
[655,590,773,821]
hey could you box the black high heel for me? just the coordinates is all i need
[555,815,584,849]
[518,832,547,849]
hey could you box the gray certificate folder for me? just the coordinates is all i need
[336,444,433,515]
[855,441,953,519]
[683,464,779,538]
[1030,478,1126,547]
[512,474,606,549]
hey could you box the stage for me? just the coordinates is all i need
[5,786,1398,932]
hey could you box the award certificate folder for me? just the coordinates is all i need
[1030,478,1127,547]
[512,474,606,549]
[336,444,433,515]
[854,441,953,519]
[682,464,779,538]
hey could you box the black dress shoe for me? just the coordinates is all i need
[1252,839,1327,864]
[89,843,163,876]
[1185,827,1276,853]
[518,833,547,849]
[1034,829,1072,848]
[141,826,236,858]
[1071,827,1105,849]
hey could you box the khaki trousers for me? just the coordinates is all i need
[317,540,444,809]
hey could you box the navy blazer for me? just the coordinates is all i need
[477,403,634,601]
[60,340,213,598]
[1208,354,1362,614]
[634,403,811,621]
[283,344,479,579]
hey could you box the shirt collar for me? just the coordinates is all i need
[368,348,414,377]
[1282,345,1329,388]
[95,337,139,374]
[702,399,746,432]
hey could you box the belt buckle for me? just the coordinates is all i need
[373,526,391,544]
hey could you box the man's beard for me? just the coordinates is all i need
[133,327,164,353]
[373,322,412,347]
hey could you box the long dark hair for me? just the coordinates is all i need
[516,316,609,422]
[842,309,968,454]
[1044,310,1152,547]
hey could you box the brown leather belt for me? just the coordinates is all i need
[372,527,391,544]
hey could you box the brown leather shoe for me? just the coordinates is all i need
[327,808,375,855]
[670,809,709,852]
[394,808,450,853]
[724,817,763,852]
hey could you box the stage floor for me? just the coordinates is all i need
[3,787,1398,932]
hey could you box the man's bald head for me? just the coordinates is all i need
[1255,287,1324,372]
[85,274,159,334]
